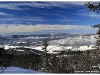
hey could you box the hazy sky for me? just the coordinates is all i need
[0,1,98,36]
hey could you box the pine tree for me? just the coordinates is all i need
[85,2,100,13]
[41,39,49,73]
[91,24,100,58]
[85,2,100,71]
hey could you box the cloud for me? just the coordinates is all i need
[28,2,88,8]
[76,11,100,18]
[0,2,88,10]
[59,19,80,22]
[87,13,100,18]
[0,24,94,34]
[0,2,30,10]
[0,12,12,16]
[67,1,87,5]
[50,13,67,18]
[0,2,67,10]
[76,8,100,18]
[0,17,45,22]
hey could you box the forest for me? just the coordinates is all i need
[0,48,100,73]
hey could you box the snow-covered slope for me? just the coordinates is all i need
[3,45,96,54]
[2,66,43,74]
[3,34,97,54]
[48,35,96,46]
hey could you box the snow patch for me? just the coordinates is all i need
[2,66,43,74]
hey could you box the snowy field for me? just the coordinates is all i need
[3,44,95,54]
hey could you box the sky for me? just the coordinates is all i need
[0,1,98,36]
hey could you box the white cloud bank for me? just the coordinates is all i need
[0,24,94,34]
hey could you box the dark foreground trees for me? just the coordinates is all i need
[0,48,100,73]
[85,2,100,13]
[85,1,100,58]
[85,1,100,72]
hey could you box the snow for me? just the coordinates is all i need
[4,45,20,50]
[25,36,48,39]
[2,66,43,74]
[30,46,44,51]
[4,45,9,50]
[3,44,95,54]
[79,46,88,51]
[64,46,73,50]
[46,45,95,53]
[16,50,24,51]
[47,45,63,51]
[17,42,26,43]
[3,34,96,54]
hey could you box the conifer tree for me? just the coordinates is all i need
[91,24,100,57]
[84,2,100,72]
[41,39,49,72]
[85,2,100,13]
[85,1,100,60]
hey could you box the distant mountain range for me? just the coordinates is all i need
[0,33,96,46]
[0,33,96,54]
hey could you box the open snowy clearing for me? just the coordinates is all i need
[1,66,43,74]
